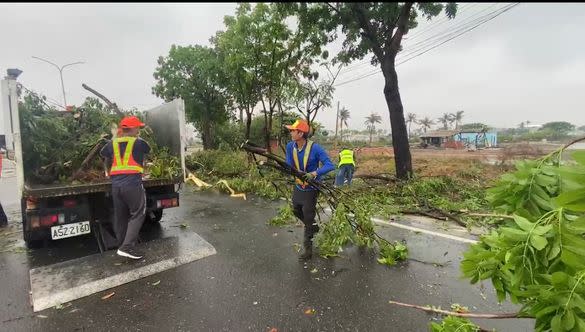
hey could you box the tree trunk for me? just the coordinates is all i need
[201,121,213,150]
[383,64,413,179]
[369,129,373,146]
[245,110,252,139]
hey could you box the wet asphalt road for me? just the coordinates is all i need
[0,174,534,331]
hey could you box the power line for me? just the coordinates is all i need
[17,83,67,110]
[334,3,520,87]
[337,3,478,76]
[336,3,499,78]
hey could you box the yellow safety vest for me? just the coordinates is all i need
[110,137,144,175]
[292,140,314,188]
[338,149,355,167]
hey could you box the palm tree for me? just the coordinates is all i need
[338,107,350,142]
[453,110,464,129]
[364,112,382,145]
[406,113,417,139]
[419,116,434,133]
[438,113,452,130]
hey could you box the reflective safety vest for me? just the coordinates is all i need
[109,137,144,176]
[292,140,314,188]
[338,149,355,167]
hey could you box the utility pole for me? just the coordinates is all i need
[334,101,340,148]
[32,56,84,107]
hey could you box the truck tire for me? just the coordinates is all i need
[24,232,44,249]
[146,209,163,223]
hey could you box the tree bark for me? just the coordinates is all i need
[383,63,413,179]
[245,109,252,139]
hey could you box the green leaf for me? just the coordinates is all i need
[551,272,568,287]
[555,189,585,211]
[548,243,561,260]
[535,305,558,318]
[535,173,557,187]
[551,314,562,332]
[532,224,553,236]
[567,217,585,234]
[530,235,548,251]
[513,215,534,232]
[564,245,585,257]
[501,227,528,241]
[561,250,585,270]
[572,294,585,314]
[563,310,575,330]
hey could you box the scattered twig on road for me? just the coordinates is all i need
[388,300,524,319]
[464,213,514,219]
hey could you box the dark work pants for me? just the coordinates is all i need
[292,187,319,245]
[112,185,146,251]
[0,201,7,226]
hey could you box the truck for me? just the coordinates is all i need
[1,76,187,251]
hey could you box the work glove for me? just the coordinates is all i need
[303,172,316,182]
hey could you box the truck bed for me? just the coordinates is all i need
[24,177,183,198]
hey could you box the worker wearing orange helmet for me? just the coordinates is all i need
[100,116,151,260]
[285,119,335,260]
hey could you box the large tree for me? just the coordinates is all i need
[152,45,229,150]
[228,3,328,152]
[212,4,262,140]
[281,3,457,179]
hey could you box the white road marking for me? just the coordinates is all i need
[323,208,478,244]
[371,217,479,244]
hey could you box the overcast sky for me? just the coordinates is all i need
[1,3,584,132]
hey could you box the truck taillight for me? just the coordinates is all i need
[63,199,76,208]
[31,216,40,228]
[40,214,58,227]
[26,197,38,210]
[58,213,65,224]
[157,199,178,209]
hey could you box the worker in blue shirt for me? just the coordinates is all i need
[285,119,335,260]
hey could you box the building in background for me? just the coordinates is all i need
[420,129,497,149]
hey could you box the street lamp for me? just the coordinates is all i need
[32,56,84,107]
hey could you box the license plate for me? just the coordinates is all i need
[51,221,91,240]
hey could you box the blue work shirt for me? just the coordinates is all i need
[285,140,335,191]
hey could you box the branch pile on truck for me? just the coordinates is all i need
[3,78,187,250]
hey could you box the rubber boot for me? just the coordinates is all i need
[298,241,313,261]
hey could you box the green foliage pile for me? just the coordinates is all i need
[459,146,585,331]
[430,316,480,332]
[19,92,181,185]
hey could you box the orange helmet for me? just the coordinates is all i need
[285,119,310,133]
[119,116,145,129]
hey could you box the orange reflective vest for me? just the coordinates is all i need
[109,137,144,176]
[292,140,313,188]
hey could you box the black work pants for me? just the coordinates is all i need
[0,201,7,226]
[292,187,319,245]
[112,185,146,251]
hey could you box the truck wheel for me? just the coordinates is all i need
[24,232,44,249]
[146,209,163,223]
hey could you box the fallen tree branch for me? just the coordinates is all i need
[465,213,514,219]
[354,174,397,182]
[70,135,108,181]
[81,83,124,117]
[388,300,524,319]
